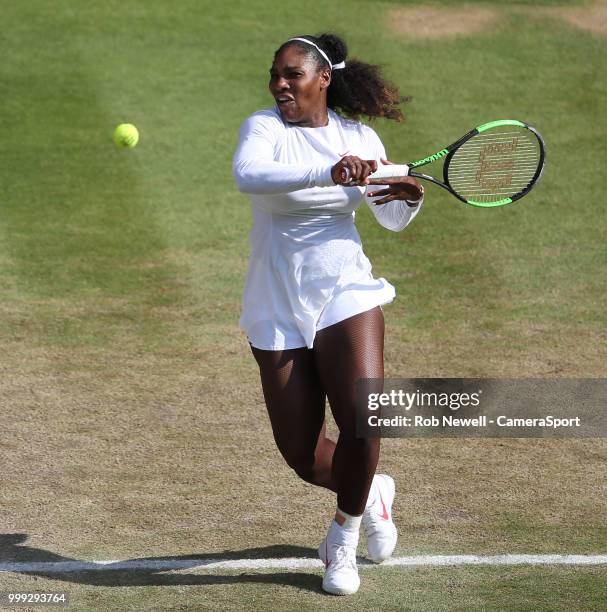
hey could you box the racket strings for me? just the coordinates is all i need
[447,128,541,203]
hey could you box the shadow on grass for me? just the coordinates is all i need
[0,534,324,593]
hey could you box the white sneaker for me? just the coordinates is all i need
[318,536,360,595]
[362,474,397,563]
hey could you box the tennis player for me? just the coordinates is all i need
[232,33,423,595]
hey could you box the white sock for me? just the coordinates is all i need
[335,508,363,530]
[328,509,361,547]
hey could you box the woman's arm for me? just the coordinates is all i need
[365,183,423,232]
[232,113,335,195]
[361,126,424,232]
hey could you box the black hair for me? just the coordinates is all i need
[276,33,409,122]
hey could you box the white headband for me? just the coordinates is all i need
[287,37,346,70]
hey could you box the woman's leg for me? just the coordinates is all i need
[250,345,337,491]
[313,306,385,515]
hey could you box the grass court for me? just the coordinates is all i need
[0,0,605,609]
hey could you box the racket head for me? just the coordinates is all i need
[443,120,546,208]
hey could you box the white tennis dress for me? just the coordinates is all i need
[233,107,423,350]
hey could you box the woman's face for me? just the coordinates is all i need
[269,46,331,128]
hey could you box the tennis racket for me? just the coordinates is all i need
[341,119,546,208]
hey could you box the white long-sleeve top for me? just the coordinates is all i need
[233,107,422,350]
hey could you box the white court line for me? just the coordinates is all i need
[1,555,606,573]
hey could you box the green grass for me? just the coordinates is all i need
[1,0,605,370]
[0,0,605,610]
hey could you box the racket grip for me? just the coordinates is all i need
[340,164,410,184]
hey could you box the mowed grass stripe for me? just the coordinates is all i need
[365,6,607,377]
[0,6,193,356]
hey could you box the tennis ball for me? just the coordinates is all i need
[113,123,139,148]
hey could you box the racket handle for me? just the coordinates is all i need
[340,164,411,184]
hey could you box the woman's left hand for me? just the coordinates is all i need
[367,158,424,207]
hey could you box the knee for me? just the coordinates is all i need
[337,433,380,454]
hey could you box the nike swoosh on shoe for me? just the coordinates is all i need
[378,491,389,520]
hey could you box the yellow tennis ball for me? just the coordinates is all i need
[113,123,139,148]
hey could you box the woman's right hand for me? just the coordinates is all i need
[332,156,378,185]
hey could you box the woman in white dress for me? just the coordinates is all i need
[232,33,424,595]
